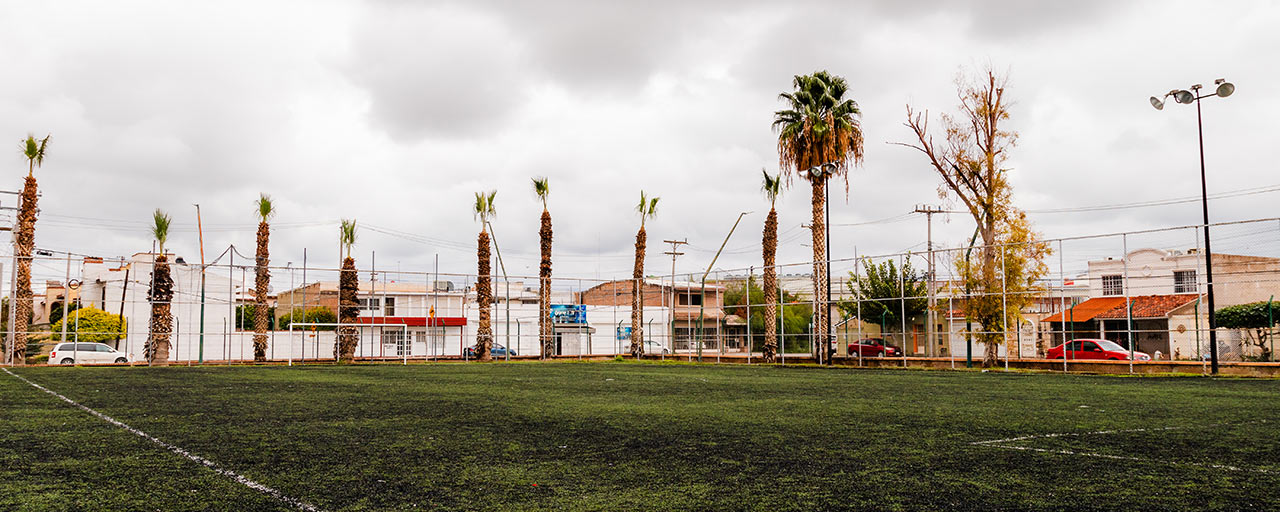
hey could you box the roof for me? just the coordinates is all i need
[1093,294,1200,320]
[1043,294,1200,322]
[1042,297,1127,323]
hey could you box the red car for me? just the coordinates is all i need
[845,338,902,357]
[1047,338,1150,361]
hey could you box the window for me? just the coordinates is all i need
[682,293,702,306]
[1081,341,1101,352]
[1174,270,1197,294]
[381,330,409,356]
[359,298,381,312]
[420,328,446,355]
[384,297,395,316]
[1102,275,1123,296]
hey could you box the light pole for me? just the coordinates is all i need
[1150,78,1233,374]
[697,211,751,362]
[806,161,839,365]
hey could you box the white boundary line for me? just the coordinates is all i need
[971,420,1275,474]
[3,368,323,512]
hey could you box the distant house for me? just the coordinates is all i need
[1043,248,1280,359]
[579,279,726,351]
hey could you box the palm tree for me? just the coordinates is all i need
[772,71,864,359]
[11,134,48,365]
[631,191,659,358]
[147,210,174,366]
[532,178,554,359]
[335,219,359,362]
[252,194,274,362]
[760,169,783,362]
[473,191,497,362]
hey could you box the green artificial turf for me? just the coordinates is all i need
[2,362,1278,511]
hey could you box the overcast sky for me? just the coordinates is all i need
[2,0,1277,291]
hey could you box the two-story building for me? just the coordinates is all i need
[578,279,725,351]
[1042,248,1280,359]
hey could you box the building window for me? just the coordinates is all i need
[1102,275,1123,296]
[384,297,395,316]
[359,298,381,312]
[682,293,702,306]
[382,330,409,356]
[1174,270,1197,294]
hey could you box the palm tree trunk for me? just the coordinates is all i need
[810,179,828,360]
[147,255,174,366]
[253,221,270,361]
[336,256,359,362]
[539,210,553,358]
[476,230,493,361]
[11,175,37,365]
[630,226,646,358]
[762,207,779,363]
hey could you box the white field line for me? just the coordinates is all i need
[971,420,1274,474]
[3,368,322,512]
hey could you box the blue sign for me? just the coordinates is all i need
[616,326,632,341]
[550,304,587,324]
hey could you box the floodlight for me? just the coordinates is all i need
[1149,96,1165,110]
[1173,90,1195,104]
[1215,81,1234,98]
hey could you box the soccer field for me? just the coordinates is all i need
[2,363,1279,511]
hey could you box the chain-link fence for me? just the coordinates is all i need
[3,218,1279,371]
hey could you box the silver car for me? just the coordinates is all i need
[50,342,133,365]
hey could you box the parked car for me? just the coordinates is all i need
[845,338,902,357]
[1047,338,1150,361]
[643,340,670,355]
[50,342,132,365]
[839,337,901,358]
[464,343,516,359]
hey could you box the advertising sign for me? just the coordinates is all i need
[550,304,587,325]
[616,326,632,341]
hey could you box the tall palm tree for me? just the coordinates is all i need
[473,191,497,362]
[772,71,864,359]
[335,219,359,362]
[532,178,554,359]
[11,134,48,365]
[761,169,783,363]
[631,191,659,358]
[147,210,174,366]
[252,194,274,362]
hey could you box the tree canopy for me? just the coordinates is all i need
[839,257,928,330]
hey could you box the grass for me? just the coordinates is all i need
[2,362,1279,511]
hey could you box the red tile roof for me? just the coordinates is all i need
[1044,294,1200,322]
[1042,297,1127,323]
[1093,294,1200,320]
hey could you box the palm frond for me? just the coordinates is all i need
[635,191,649,215]
[151,209,171,253]
[473,190,497,224]
[532,177,549,209]
[339,219,357,255]
[255,193,275,222]
[647,197,660,218]
[761,169,782,205]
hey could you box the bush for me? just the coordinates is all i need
[278,307,337,331]
[51,307,127,344]
[29,354,48,364]
[235,304,277,330]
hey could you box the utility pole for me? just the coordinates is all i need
[194,204,206,364]
[663,239,687,356]
[914,205,946,357]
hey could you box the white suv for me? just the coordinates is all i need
[50,342,133,365]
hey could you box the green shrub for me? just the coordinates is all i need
[51,307,127,343]
[278,307,337,331]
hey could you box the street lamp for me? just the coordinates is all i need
[1150,78,1234,374]
[806,161,839,365]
